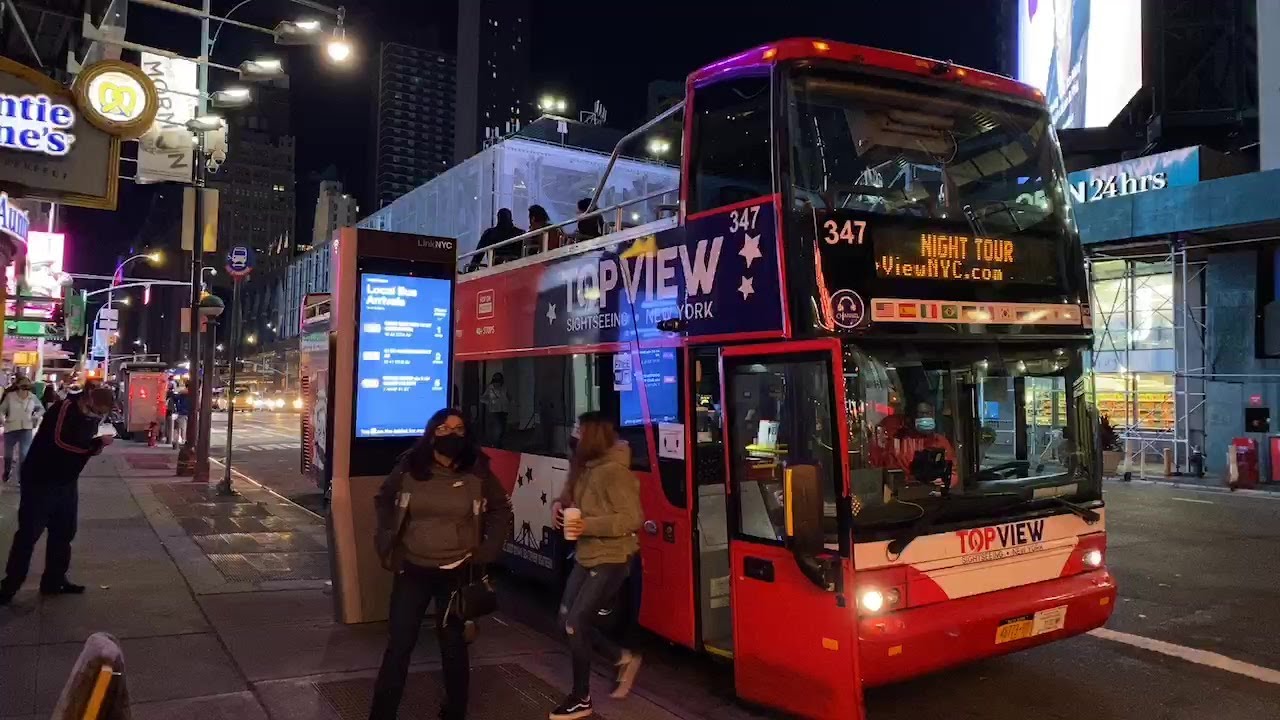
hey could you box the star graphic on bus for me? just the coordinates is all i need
[740,233,762,268]
[737,276,754,300]
[545,302,557,324]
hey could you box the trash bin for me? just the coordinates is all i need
[1270,436,1280,483]
[1232,437,1259,490]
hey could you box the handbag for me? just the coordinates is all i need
[446,504,498,622]
[449,563,497,621]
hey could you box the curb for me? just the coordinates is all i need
[1105,476,1280,499]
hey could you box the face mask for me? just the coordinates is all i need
[914,417,937,432]
[434,434,466,459]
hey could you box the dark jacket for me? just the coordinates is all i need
[172,392,191,416]
[23,398,105,483]
[374,452,512,570]
[469,222,525,269]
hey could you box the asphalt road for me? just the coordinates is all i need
[217,417,1280,718]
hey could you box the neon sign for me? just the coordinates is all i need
[874,231,1059,285]
[0,93,77,157]
[0,191,30,245]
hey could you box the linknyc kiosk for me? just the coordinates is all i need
[328,227,457,623]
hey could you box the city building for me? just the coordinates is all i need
[454,0,530,164]
[208,78,296,275]
[1009,0,1276,480]
[310,180,359,250]
[373,42,456,209]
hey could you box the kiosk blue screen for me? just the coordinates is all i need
[355,273,452,437]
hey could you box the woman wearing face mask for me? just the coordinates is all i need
[369,408,512,720]
[0,379,43,483]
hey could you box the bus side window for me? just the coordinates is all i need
[689,76,774,214]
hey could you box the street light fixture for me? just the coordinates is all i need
[239,58,285,82]
[539,94,568,113]
[187,115,226,133]
[210,87,252,108]
[326,33,353,63]
[274,18,324,44]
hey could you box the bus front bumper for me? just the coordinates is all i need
[857,568,1117,687]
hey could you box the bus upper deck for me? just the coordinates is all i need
[453,38,1112,720]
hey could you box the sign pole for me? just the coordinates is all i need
[217,276,240,496]
[217,244,253,495]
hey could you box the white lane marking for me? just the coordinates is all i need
[1171,497,1215,505]
[1089,628,1280,685]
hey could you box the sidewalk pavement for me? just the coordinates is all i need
[1105,472,1280,496]
[0,444,762,720]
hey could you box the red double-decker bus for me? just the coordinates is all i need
[454,38,1115,719]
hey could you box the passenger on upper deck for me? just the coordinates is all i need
[575,198,604,241]
[528,204,566,254]
[467,208,524,271]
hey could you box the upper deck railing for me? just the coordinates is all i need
[457,101,686,276]
[456,187,679,274]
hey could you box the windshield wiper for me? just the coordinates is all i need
[886,491,1026,556]
[1043,496,1100,524]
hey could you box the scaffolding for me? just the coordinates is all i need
[1087,241,1207,474]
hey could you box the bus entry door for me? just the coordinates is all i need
[720,340,863,719]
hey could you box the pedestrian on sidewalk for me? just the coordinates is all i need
[0,378,43,483]
[0,385,115,606]
[550,412,645,720]
[169,382,190,449]
[369,408,513,720]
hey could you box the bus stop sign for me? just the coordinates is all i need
[226,245,254,278]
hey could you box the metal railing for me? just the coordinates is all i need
[457,187,679,273]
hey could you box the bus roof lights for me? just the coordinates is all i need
[690,39,1043,105]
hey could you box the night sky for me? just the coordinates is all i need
[61,0,1002,277]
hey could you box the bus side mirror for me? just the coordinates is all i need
[785,464,835,591]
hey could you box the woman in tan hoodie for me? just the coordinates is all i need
[549,412,645,720]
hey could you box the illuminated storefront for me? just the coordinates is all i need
[0,57,156,360]
[1076,147,1280,477]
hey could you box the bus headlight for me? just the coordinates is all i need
[1082,548,1103,568]
[857,587,901,614]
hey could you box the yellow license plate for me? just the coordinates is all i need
[995,617,1035,644]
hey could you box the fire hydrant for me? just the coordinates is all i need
[147,421,160,447]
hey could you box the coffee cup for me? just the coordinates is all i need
[563,507,582,540]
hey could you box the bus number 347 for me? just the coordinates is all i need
[823,219,866,245]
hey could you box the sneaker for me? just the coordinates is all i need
[549,694,592,720]
[39,581,86,596]
[611,652,643,699]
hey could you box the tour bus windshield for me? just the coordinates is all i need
[844,342,1099,529]
[788,67,1068,236]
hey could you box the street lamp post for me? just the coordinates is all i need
[82,1,353,479]
[103,252,162,373]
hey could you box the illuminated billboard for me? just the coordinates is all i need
[1017,0,1143,129]
[6,230,65,320]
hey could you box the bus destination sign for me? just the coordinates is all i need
[874,231,1059,285]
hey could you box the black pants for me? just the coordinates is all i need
[370,563,468,720]
[560,560,631,698]
[2,480,78,593]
